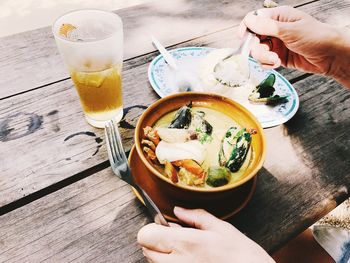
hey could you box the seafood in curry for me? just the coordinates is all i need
[142,103,257,188]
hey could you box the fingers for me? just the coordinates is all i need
[243,11,282,37]
[142,247,173,263]
[248,35,281,68]
[255,6,303,22]
[174,206,238,234]
[174,207,249,237]
[241,6,305,38]
[137,222,197,253]
[173,206,223,231]
[250,43,281,68]
[168,222,182,228]
[137,223,173,253]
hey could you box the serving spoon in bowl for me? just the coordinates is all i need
[151,35,200,93]
[213,30,255,87]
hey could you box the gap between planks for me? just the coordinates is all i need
[0,161,109,216]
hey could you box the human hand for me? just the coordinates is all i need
[239,6,345,77]
[137,207,274,263]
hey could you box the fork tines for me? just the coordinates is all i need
[105,120,127,165]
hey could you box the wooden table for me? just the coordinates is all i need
[0,0,349,261]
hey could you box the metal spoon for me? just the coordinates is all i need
[151,35,178,70]
[151,36,200,92]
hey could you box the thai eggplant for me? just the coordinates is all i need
[206,166,231,187]
[169,102,192,129]
[219,128,252,172]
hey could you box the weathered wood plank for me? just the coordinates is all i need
[0,73,349,261]
[0,0,350,256]
[0,0,313,99]
[0,168,148,263]
[0,76,350,254]
[1,0,350,208]
[0,19,305,209]
[230,74,350,252]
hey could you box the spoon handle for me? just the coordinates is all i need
[151,35,178,70]
[240,31,255,58]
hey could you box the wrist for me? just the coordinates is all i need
[328,26,350,88]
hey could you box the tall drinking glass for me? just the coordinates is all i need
[53,9,123,128]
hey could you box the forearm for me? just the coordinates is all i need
[329,27,350,88]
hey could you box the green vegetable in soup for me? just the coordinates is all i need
[206,166,231,187]
[219,128,252,172]
[191,111,213,135]
[197,131,213,144]
[190,111,213,144]
[219,126,238,166]
[169,102,192,129]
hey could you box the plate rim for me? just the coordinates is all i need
[147,46,215,97]
[147,46,299,128]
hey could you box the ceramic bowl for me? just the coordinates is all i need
[133,92,266,220]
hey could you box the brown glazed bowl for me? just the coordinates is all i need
[133,92,266,221]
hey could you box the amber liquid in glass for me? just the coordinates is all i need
[70,66,122,126]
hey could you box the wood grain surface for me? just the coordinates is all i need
[230,74,350,251]
[0,169,148,263]
[1,0,350,261]
[2,0,350,208]
[0,0,318,99]
[0,75,349,261]
[0,21,307,208]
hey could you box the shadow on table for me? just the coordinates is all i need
[71,198,149,262]
[230,76,350,253]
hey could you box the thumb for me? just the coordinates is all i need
[174,206,223,231]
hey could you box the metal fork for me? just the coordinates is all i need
[105,120,169,226]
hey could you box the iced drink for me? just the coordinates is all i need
[53,10,123,128]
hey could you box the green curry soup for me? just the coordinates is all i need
[142,104,254,188]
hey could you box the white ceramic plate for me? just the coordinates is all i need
[148,46,299,128]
